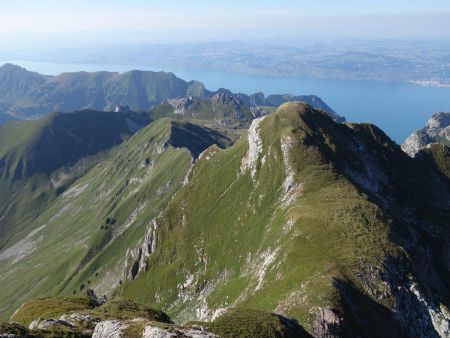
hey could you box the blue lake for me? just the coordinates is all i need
[3,60,450,143]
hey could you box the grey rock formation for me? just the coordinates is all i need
[28,312,100,335]
[92,319,216,338]
[143,326,216,338]
[167,97,195,114]
[211,93,242,108]
[92,320,127,338]
[249,106,268,118]
[58,312,101,330]
[123,220,158,280]
[312,307,344,338]
[402,112,450,157]
[29,318,74,330]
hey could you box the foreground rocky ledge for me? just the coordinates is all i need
[0,295,309,337]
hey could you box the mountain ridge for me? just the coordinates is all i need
[0,102,448,337]
[117,102,449,337]
[0,63,340,124]
[0,115,233,324]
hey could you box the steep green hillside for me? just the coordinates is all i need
[0,118,231,322]
[0,109,148,249]
[117,103,449,337]
[0,110,146,180]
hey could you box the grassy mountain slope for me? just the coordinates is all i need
[0,118,231,322]
[117,103,449,337]
[0,110,145,180]
[0,109,148,250]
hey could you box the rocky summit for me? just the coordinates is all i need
[402,112,450,157]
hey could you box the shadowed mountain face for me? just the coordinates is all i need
[0,109,153,254]
[0,110,150,180]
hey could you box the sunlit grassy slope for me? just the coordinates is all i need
[118,103,450,336]
[0,117,230,321]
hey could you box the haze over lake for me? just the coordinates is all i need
[4,60,450,143]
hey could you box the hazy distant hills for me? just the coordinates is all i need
[0,63,340,123]
[0,63,207,119]
[11,39,450,84]
[0,109,149,180]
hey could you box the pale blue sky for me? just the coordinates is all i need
[1,1,449,39]
[3,0,450,13]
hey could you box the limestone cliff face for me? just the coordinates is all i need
[402,112,450,157]
[123,220,158,281]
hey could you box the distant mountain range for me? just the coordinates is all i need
[0,63,340,123]
[6,39,450,84]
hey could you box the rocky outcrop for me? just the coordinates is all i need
[312,307,344,338]
[59,312,101,330]
[402,112,450,157]
[92,320,127,338]
[249,106,267,118]
[143,326,216,338]
[29,318,74,330]
[0,322,30,338]
[123,220,158,280]
[280,135,303,206]
[160,93,342,129]
[211,93,242,108]
[167,97,195,114]
[92,319,217,338]
[381,261,450,338]
[240,116,266,179]
[28,312,101,336]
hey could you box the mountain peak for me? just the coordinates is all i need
[402,111,450,157]
[0,63,33,77]
[277,100,310,112]
[0,63,23,71]
[427,112,450,132]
